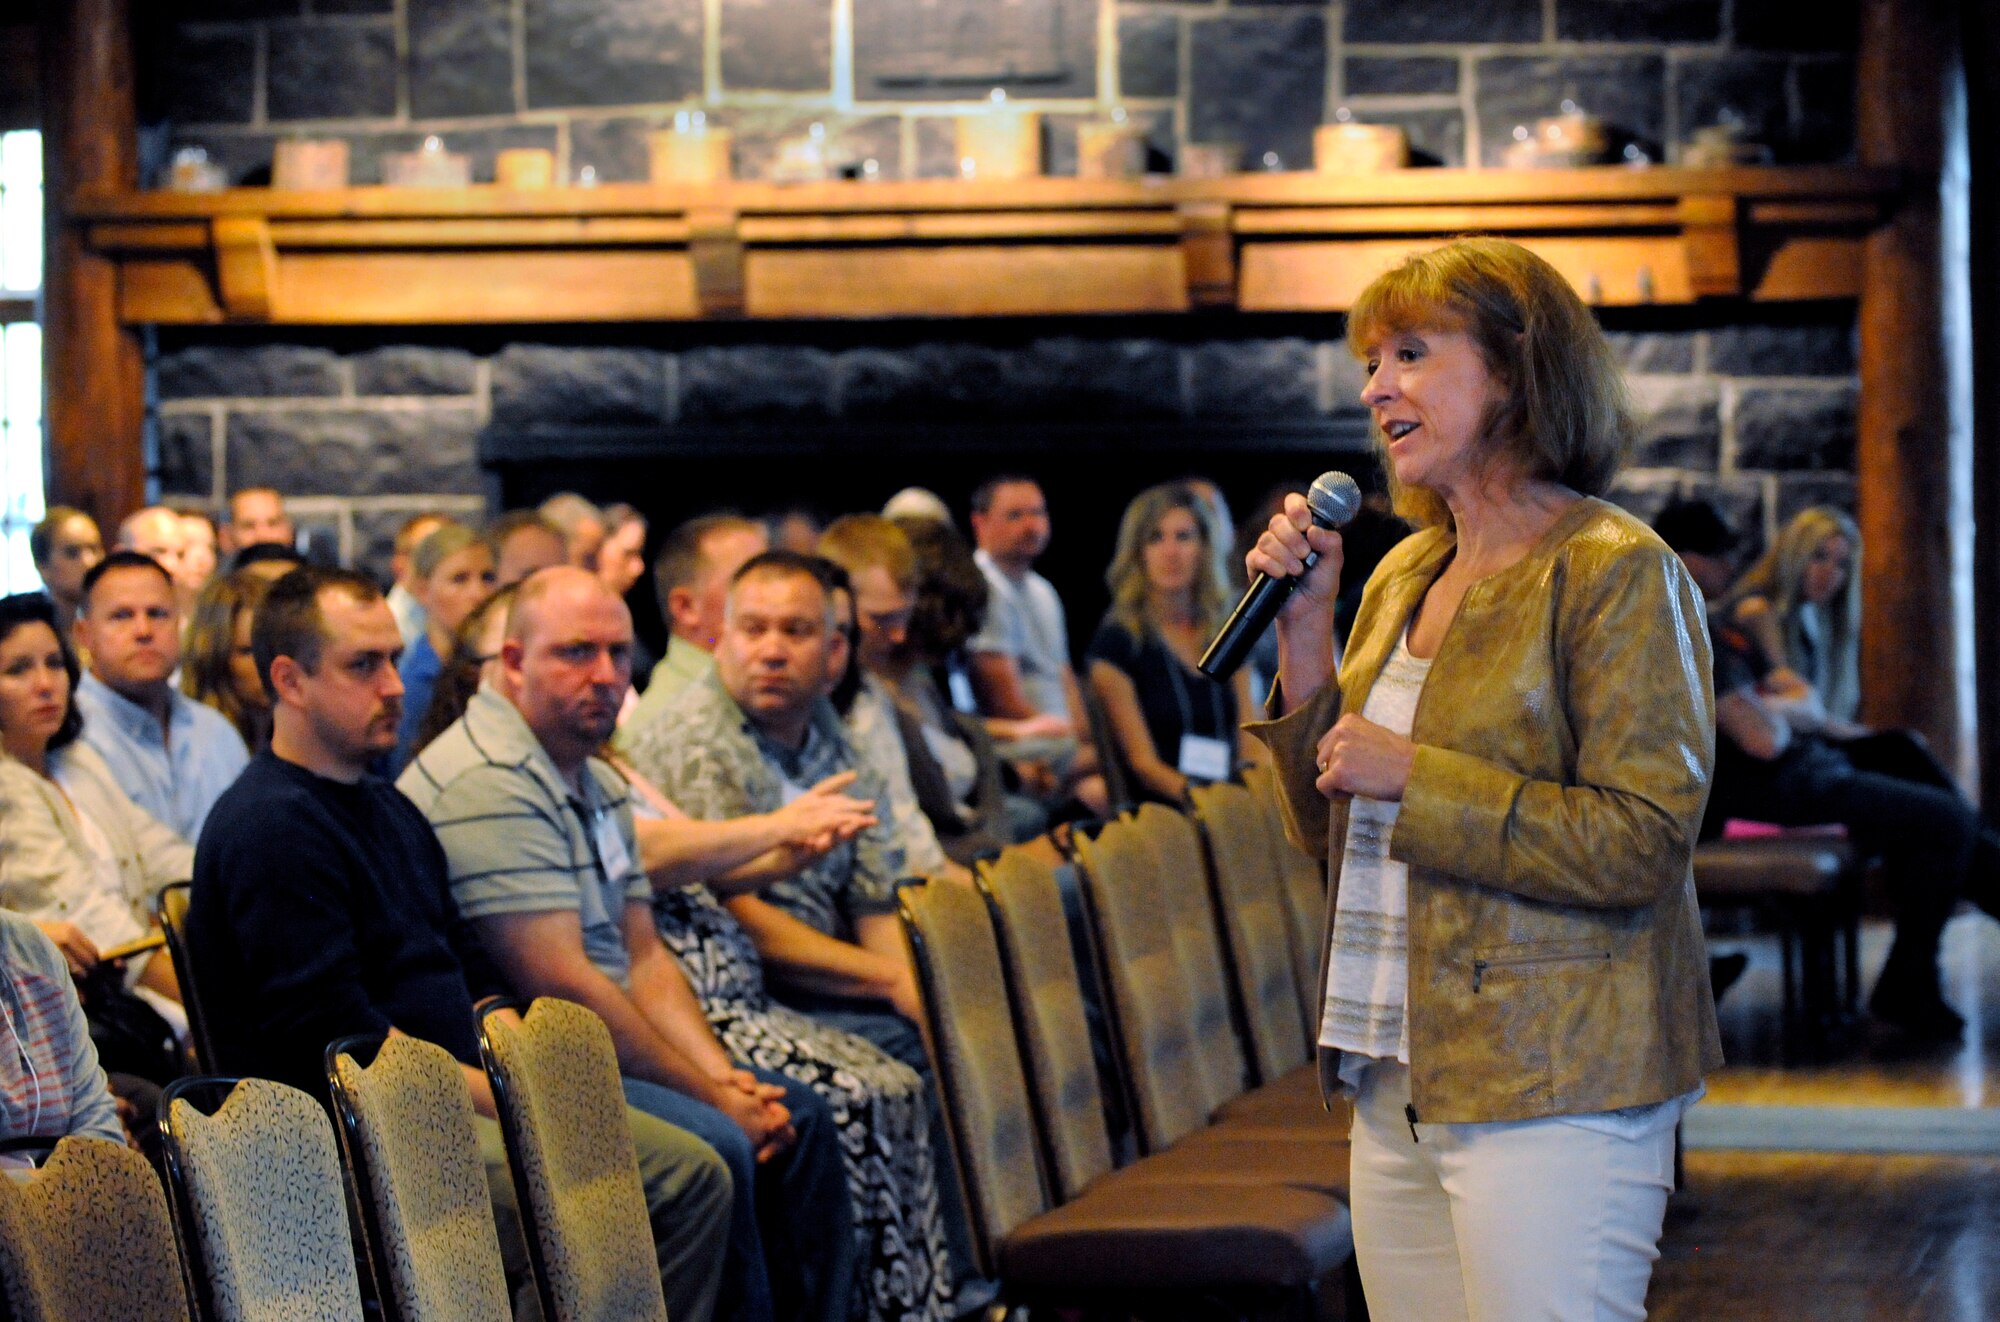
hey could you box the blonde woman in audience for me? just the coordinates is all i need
[0,593,187,1028]
[1721,505,1863,735]
[1087,482,1256,804]
[176,509,220,591]
[394,521,495,769]
[180,570,273,754]
[412,583,517,756]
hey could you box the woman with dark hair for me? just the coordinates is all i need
[413,583,518,757]
[1086,482,1252,804]
[0,592,188,1057]
[180,570,273,753]
[1249,237,1718,1319]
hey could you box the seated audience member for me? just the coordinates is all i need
[402,568,857,1322]
[965,475,1107,815]
[1658,505,2000,1037]
[180,571,274,754]
[767,507,823,556]
[0,910,124,1153]
[1720,506,1865,737]
[539,492,608,572]
[886,514,1041,856]
[29,506,103,636]
[485,510,569,589]
[230,541,307,581]
[188,566,732,1322]
[599,504,656,691]
[115,507,193,610]
[413,583,517,756]
[386,511,448,646]
[0,592,187,1088]
[394,522,496,770]
[622,514,769,735]
[1086,483,1253,804]
[175,508,219,592]
[880,487,954,528]
[1651,498,1742,603]
[71,553,248,844]
[818,516,970,881]
[222,486,294,555]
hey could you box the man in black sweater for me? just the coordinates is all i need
[187,566,732,1322]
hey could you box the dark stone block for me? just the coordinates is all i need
[267,20,398,121]
[913,118,960,180]
[853,0,1097,102]
[1343,57,1457,98]
[155,28,257,125]
[722,0,834,93]
[156,345,345,399]
[678,347,837,425]
[1708,321,1855,378]
[156,413,215,499]
[314,0,394,11]
[839,343,1013,417]
[1605,469,1686,527]
[1732,383,1857,471]
[1793,58,1856,164]
[1189,339,1320,419]
[226,406,483,496]
[490,346,669,430]
[1045,109,1173,177]
[1118,12,1180,100]
[1603,330,1695,374]
[1628,376,1720,470]
[1363,108,1465,168]
[1734,0,1858,50]
[1189,15,1327,173]
[1773,472,1856,526]
[1672,54,1789,156]
[1009,339,1182,417]
[839,338,1181,419]
[524,0,703,109]
[713,110,903,183]
[353,346,480,397]
[1680,472,1766,553]
[410,0,516,119]
[569,118,652,184]
[347,126,560,184]
[1324,343,1370,417]
[1555,0,1719,43]
[1346,0,1539,44]
[1474,54,1665,167]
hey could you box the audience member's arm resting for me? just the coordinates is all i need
[619,902,739,1081]
[1717,688,1790,762]
[470,908,733,1106]
[1087,659,1187,802]
[967,651,1043,722]
[724,893,909,1005]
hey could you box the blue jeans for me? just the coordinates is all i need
[623,1067,856,1322]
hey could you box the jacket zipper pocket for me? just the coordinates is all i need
[1471,947,1611,993]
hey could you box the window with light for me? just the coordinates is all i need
[0,128,40,594]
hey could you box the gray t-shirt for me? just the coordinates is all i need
[399,686,649,987]
[970,549,1072,720]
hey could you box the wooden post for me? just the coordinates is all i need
[39,0,146,529]
[1855,0,1968,773]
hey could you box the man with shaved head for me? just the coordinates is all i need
[223,487,295,555]
[402,567,854,1322]
[116,505,196,608]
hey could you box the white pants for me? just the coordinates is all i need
[1348,1062,1675,1322]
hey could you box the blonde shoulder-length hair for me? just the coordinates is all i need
[1723,506,1863,722]
[1105,482,1231,643]
[1346,236,1635,529]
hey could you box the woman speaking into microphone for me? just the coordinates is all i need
[1246,236,1720,1321]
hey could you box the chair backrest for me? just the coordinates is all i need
[898,881,1052,1278]
[0,1136,192,1322]
[328,1036,512,1322]
[155,882,218,1073]
[1190,782,1311,1080]
[478,999,668,1322]
[160,1077,366,1322]
[977,847,1117,1202]
[1071,815,1213,1152]
[1243,766,1326,1032]
[1129,803,1250,1110]
[1080,686,1137,816]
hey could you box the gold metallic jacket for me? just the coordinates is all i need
[1249,497,1724,1124]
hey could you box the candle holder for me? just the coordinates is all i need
[955,90,1041,182]
[1077,110,1146,180]
[495,148,557,189]
[648,111,734,185]
[272,139,350,190]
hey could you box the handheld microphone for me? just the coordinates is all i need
[1197,470,1361,681]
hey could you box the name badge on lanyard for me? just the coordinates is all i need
[1177,733,1234,784]
[593,809,635,886]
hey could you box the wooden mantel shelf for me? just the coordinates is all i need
[71,166,1902,325]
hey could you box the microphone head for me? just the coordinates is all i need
[1307,471,1362,529]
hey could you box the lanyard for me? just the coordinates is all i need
[1162,637,1229,740]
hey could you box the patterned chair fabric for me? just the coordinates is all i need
[1128,804,1251,1114]
[0,1136,191,1322]
[1072,817,1213,1153]
[330,1036,512,1322]
[898,880,1052,1278]
[976,848,1117,1204]
[1190,783,1312,1080]
[480,999,668,1322]
[164,1078,366,1322]
[1242,766,1327,1033]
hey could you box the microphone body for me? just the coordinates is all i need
[1197,471,1361,681]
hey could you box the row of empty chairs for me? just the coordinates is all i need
[900,777,1365,1319]
[0,999,667,1322]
